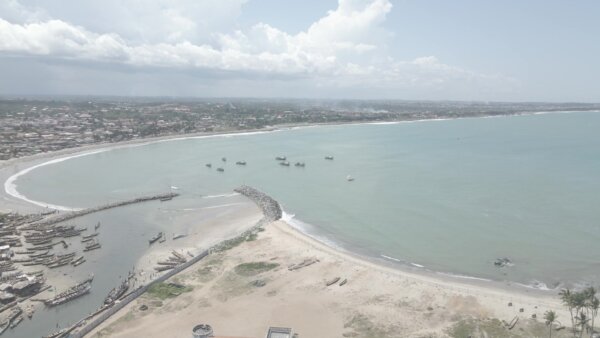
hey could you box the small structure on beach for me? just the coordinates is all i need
[192,324,214,338]
[266,327,294,338]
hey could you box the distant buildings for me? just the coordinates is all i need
[1,98,598,161]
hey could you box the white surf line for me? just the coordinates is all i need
[202,193,241,199]
[4,149,110,211]
[201,202,246,210]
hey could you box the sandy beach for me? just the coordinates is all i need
[86,219,571,338]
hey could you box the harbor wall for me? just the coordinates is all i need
[35,192,179,227]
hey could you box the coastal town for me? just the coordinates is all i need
[1,97,599,160]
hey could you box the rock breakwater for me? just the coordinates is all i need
[234,185,282,222]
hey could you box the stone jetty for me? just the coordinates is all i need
[33,192,179,227]
[234,185,282,221]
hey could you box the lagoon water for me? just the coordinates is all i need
[12,111,600,291]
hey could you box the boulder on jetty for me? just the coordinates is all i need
[234,185,282,222]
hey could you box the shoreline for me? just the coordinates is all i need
[1,110,594,304]
[3,108,599,212]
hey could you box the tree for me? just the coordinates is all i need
[544,310,558,338]
[559,287,599,338]
[561,288,577,337]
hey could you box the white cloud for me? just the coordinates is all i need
[0,0,516,95]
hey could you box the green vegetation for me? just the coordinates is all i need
[544,310,558,338]
[234,262,279,277]
[559,287,599,337]
[214,235,247,252]
[146,282,193,300]
[448,318,515,338]
[343,313,394,337]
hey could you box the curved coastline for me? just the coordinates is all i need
[4,109,590,212]
[2,111,593,296]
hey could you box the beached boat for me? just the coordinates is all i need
[325,155,334,160]
[160,196,173,202]
[275,156,286,161]
[148,232,163,245]
[294,162,305,167]
[279,161,290,166]
[154,265,175,272]
[82,233,98,240]
[326,277,341,286]
[172,234,187,240]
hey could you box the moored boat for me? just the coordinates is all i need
[148,232,163,244]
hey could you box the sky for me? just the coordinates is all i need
[0,0,598,102]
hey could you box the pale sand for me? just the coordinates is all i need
[86,220,570,338]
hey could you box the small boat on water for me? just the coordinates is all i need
[222,157,227,162]
[346,175,354,182]
[83,243,101,252]
[149,232,163,245]
[275,156,286,161]
[205,163,212,168]
[235,161,247,165]
[325,155,334,160]
[294,162,305,167]
[104,274,132,305]
[279,161,290,166]
[216,168,224,172]
[95,222,101,231]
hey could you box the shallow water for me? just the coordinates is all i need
[12,111,600,292]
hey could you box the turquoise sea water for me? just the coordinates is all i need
[13,111,600,289]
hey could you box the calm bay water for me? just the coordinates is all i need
[14,111,600,290]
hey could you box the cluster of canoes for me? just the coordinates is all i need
[44,276,94,307]
[154,250,189,272]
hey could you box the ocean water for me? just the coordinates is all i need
[11,111,600,290]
